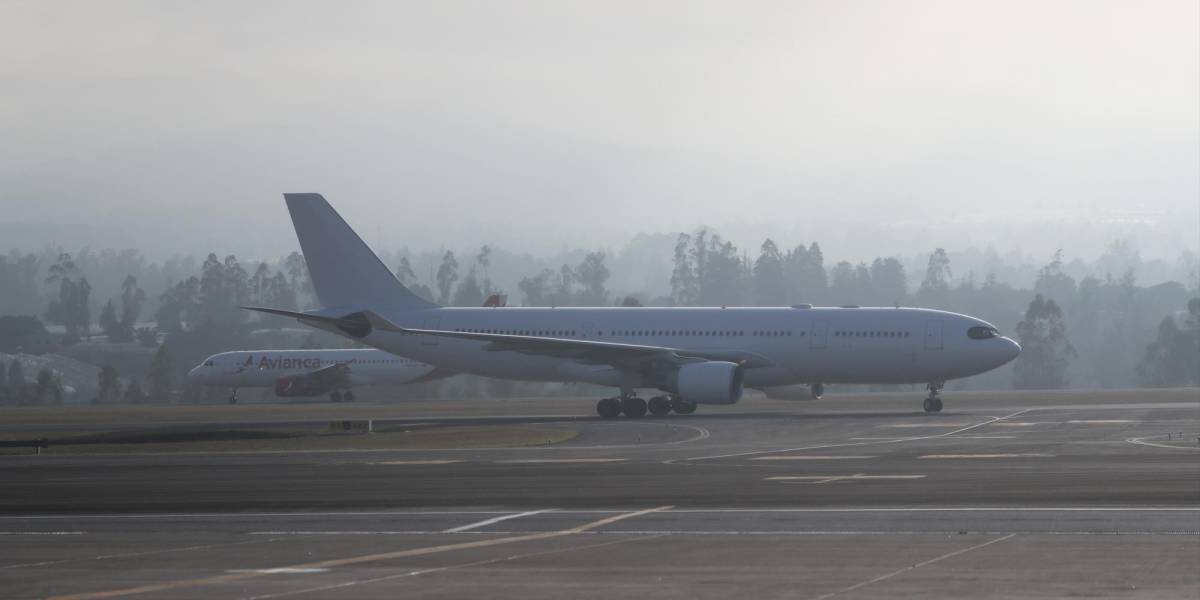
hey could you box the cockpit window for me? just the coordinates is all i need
[204,360,214,366]
[967,326,998,340]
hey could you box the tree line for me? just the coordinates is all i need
[0,231,1196,404]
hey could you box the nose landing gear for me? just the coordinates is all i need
[923,382,944,413]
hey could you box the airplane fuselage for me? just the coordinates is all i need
[346,306,1019,390]
[188,349,436,389]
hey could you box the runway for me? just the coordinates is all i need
[1,389,1197,599]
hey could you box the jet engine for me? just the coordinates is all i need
[674,361,744,404]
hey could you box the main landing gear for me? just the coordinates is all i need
[228,388,239,405]
[923,382,944,413]
[596,394,696,418]
[329,390,356,403]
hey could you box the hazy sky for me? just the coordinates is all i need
[2,1,1197,262]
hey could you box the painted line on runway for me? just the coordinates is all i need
[943,435,1019,439]
[443,509,553,533]
[241,533,667,600]
[599,530,1200,536]
[680,408,1035,462]
[992,422,1053,427]
[226,568,328,574]
[0,510,517,521]
[249,531,452,535]
[751,455,876,460]
[1126,435,1200,452]
[14,422,710,458]
[918,453,1053,459]
[496,458,626,464]
[47,505,673,600]
[1068,419,1141,424]
[766,474,926,484]
[372,459,463,465]
[814,533,1015,599]
[880,422,976,428]
[0,531,85,535]
[9,506,1196,523]
[0,538,282,571]
[664,507,1200,513]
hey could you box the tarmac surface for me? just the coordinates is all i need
[1,389,1197,599]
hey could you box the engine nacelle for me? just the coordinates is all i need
[274,376,331,397]
[674,361,744,405]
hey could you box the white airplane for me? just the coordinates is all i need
[247,193,1021,418]
[187,349,450,403]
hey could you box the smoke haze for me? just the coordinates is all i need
[1,1,1197,262]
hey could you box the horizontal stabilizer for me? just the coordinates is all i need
[243,306,372,338]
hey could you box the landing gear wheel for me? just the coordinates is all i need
[330,391,343,403]
[342,390,355,402]
[228,392,238,405]
[810,383,824,400]
[670,396,697,415]
[621,396,648,418]
[647,396,672,416]
[923,382,944,413]
[596,397,621,419]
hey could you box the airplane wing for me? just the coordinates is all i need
[360,311,773,369]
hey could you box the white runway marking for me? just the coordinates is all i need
[813,533,1015,599]
[496,458,625,464]
[880,422,976,428]
[751,455,875,461]
[682,408,1034,462]
[0,510,515,521]
[918,453,1053,459]
[944,435,1019,439]
[0,531,86,535]
[250,531,449,535]
[766,474,926,484]
[48,506,672,600]
[240,534,665,600]
[992,422,1053,427]
[0,538,280,571]
[443,509,553,533]
[372,460,462,465]
[664,507,1200,513]
[1068,419,1141,424]
[226,568,328,574]
[1126,435,1200,452]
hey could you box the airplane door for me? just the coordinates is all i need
[924,319,943,350]
[810,321,828,349]
[421,316,440,346]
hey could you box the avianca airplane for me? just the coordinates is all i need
[187,349,450,404]
[248,194,1021,418]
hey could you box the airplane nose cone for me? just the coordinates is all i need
[187,366,201,379]
[1001,337,1021,364]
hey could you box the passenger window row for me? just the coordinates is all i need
[834,331,910,338]
[455,329,576,337]
[604,330,752,337]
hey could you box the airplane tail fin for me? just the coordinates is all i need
[284,193,437,311]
